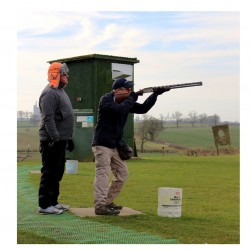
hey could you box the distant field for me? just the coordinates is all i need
[17,123,240,153]
[17,127,39,151]
[157,125,240,148]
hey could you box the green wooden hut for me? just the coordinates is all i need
[48,54,140,161]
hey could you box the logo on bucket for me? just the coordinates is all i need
[159,188,182,206]
[158,187,182,217]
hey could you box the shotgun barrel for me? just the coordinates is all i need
[137,81,203,94]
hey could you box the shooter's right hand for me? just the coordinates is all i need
[135,89,144,96]
[129,91,139,101]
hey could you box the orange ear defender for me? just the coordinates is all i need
[47,62,69,88]
[48,62,62,88]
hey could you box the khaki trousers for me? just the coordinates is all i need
[92,146,128,209]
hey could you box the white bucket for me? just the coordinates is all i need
[158,187,182,217]
[65,160,78,174]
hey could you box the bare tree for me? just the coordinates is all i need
[187,111,198,127]
[24,111,28,121]
[17,110,25,121]
[212,113,220,126]
[165,112,170,121]
[159,114,165,128]
[172,111,183,128]
[137,115,163,152]
[198,113,208,126]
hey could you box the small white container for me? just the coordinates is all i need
[158,187,182,217]
[65,160,78,174]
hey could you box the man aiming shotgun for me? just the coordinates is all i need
[92,78,202,215]
[115,81,202,103]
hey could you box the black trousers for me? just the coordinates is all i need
[38,140,67,208]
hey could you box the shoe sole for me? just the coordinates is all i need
[54,205,70,211]
[55,208,69,211]
[37,210,63,215]
[95,211,120,216]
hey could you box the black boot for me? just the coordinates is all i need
[95,205,120,215]
[106,202,123,210]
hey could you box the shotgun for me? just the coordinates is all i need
[114,81,203,103]
[136,81,203,95]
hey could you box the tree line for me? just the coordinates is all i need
[134,111,239,152]
[17,110,40,126]
[163,111,221,128]
[135,111,222,128]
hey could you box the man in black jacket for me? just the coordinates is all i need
[92,78,169,215]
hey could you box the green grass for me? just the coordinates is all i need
[157,125,240,148]
[17,124,240,152]
[17,126,39,151]
[17,229,59,244]
[20,154,239,244]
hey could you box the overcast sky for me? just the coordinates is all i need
[1,1,250,247]
[17,10,239,122]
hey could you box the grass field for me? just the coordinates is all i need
[157,125,240,148]
[17,124,240,152]
[17,122,240,243]
[17,154,240,244]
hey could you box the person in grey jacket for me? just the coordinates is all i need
[38,62,74,215]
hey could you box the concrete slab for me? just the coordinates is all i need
[69,207,143,217]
